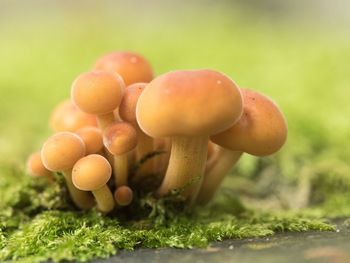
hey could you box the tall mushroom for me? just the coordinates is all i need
[41,132,95,209]
[103,122,138,187]
[72,154,115,213]
[119,83,155,176]
[92,51,154,86]
[71,70,125,131]
[50,99,97,132]
[136,70,243,201]
[196,89,288,205]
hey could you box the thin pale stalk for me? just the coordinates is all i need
[156,135,208,202]
[92,185,115,212]
[62,170,95,210]
[134,125,155,177]
[113,153,128,187]
[97,112,116,131]
[196,149,243,205]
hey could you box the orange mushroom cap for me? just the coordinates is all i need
[72,154,112,191]
[136,69,243,138]
[75,126,103,155]
[119,83,147,123]
[50,100,97,132]
[27,151,51,177]
[103,122,138,155]
[92,51,154,86]
[114,186,133,206]
[71,71,125,115]
[41,132,86,171]
[211,89,288,156]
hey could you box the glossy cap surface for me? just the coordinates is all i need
[72,154,111,191]
[119,83,146,123]
[211,89,288,156]
[41,132,86,171]
[103,122,138,155]
[50,100,97,132]
[27,151,51,177]
[93,51,154,86]
[71,71,125,115]
[136,69,243,137]
[75,126,103,155]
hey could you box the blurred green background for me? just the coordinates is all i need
[0,0,349,209]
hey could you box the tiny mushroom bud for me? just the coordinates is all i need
[114,186,133,206]
[72,154,115,213]
[27,151,54,184]
[103,122,137,187]
[71,70,125,131]
[119,83,155,176]
[41,132,95,209]
[196,89,288,205]
[50,99,97,132]
[93,51,154,86]
[136,70,243,201]
[75,126,103,155]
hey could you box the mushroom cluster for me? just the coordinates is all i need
[27,51,287,212]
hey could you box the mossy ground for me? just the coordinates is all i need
[1,1,350,262]
[0,164,340,263]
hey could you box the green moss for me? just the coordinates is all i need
[0,164,340,263]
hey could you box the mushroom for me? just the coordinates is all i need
[196,89,288,205]
[103,122,137,187]
[72,154,115,213]
[71,70,125,131]
[136,70,243,201]
[27,151,54,184]
[114,186,133,206]
[75,126,103,155]
[41,132,95,209]
[119,83,155,176]
[50,99,97,132]
[92,51,154,86]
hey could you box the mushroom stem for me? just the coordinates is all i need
[153,138,171,175]
[196,148,243,205]
[92,185,115,213]
[135,125,155,176]
[62,170,95,210]
[97,112,116,131]
[156,135,208,202]
[113,153,128,187]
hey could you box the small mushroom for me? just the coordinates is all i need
[72,154,115,213]
[50,99,97,132]
[103,122,137,187]
[114,186,133,206]
[119,83,155,176]
[92,51,154,86]
[41,132,95,209]
[71,70,125,131]
[136,70,243,201]
[27,151,54,184]
[196,89,288,205]
[75,126,103,155]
